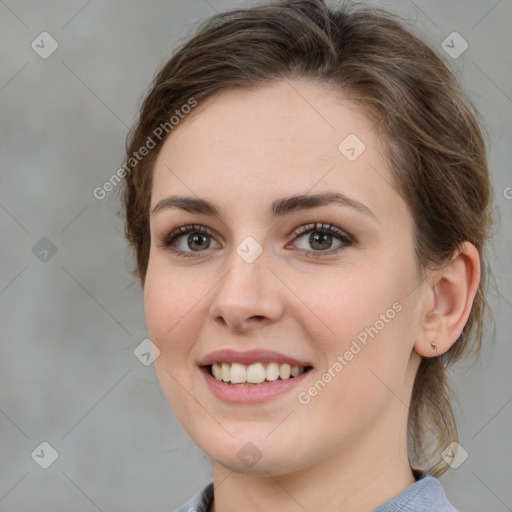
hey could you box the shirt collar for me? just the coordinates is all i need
[174,471,458,512]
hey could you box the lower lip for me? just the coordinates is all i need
[200,366,312,404]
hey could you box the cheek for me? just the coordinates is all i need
[299,263,401,345]
[295,257,414,394]
[143,264,203,360]
[143,266,206,420]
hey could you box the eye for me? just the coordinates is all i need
[158,222,353,258]
[289,222,353,257]
[157,224,220,257]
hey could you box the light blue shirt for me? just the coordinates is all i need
[174,471,459,511]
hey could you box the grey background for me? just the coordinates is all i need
[1,0,511,510]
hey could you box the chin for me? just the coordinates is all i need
[191,429,311,477]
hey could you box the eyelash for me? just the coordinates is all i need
[157,222,354,259]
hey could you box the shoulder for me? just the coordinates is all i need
[373,473,459,512]
[173,482,214,512]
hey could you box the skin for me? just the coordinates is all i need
[144,79,480,512]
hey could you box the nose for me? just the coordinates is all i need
[208,245,284,332]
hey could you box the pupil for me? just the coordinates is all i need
[189,233,209,251]
[310,232,331,250]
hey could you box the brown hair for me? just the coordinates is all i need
[120,0,494,477]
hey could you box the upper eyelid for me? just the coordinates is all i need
[293,222,352,240]
[165,222,348,237]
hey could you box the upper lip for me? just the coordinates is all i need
[198,349,313,368]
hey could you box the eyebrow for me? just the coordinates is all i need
[151,191,377,221]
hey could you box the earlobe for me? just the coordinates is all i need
[414,242,480,357]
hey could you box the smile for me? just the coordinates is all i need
[198,348,314,403]
[209,362,310,384]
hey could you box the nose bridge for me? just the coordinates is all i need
[217,239,268,305]
[209,237,282,328]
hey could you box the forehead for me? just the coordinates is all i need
[150,80,404,222]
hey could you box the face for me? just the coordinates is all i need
[144,80,424,476]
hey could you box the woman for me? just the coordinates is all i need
[121,0,493,510]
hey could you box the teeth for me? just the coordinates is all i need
[279,363,291,379]
[221,363,230,382]
[230,363,246,384]
[266,362,280,381]
[247,363,266,383]
[210,362,307,384]
[212,363,222,380]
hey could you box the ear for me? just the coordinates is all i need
[414,242,481,357]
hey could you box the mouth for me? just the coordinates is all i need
[203,362,314,385]
[198,348,314,403]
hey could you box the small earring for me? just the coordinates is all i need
[430,341,438,353]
